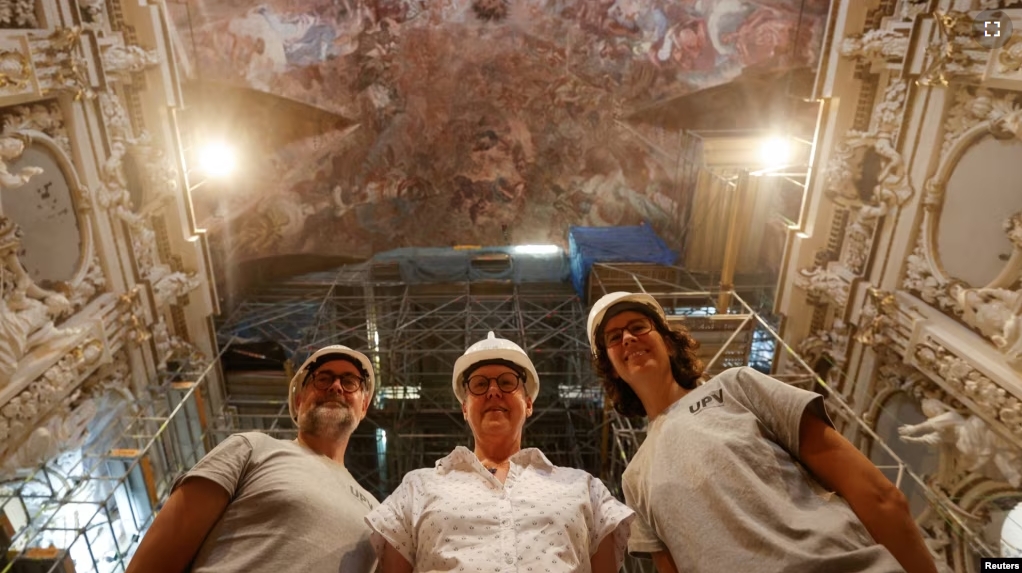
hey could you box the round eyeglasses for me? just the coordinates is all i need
[307,371,365,393]
[603,317,653,348]
[464,372,522,396]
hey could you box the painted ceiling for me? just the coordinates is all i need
[170,0,829,273]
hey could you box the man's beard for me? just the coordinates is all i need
[298,400,358,439]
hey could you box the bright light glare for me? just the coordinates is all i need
[513,244,560,255]
[198,141,237,178]
[759,136,792,168]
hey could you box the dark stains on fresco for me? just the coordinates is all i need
[175,0,829,263]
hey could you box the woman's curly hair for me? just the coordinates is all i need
[592,304,704,418]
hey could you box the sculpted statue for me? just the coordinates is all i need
[0,136,43,189]
[953,284,1022,368]
[101,44,158,75]
[0,396,96,475]
[899,397,1021,486]
[839,29,909,62]
[0,217,76,386]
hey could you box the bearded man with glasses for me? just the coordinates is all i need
[127,345,379,573]
[366,331,634,573]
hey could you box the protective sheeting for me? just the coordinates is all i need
[372,247,570,284]
[569,223,678,298]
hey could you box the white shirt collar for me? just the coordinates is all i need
[435,445,554,475]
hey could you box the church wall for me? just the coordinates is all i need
[777,0,1022,568]
[0,0,221,478]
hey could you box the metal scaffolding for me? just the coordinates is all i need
[2,257,1001,572]
[216,260,606,498]
[0,354,219,573]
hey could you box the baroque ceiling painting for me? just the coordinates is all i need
[172,0,828,270]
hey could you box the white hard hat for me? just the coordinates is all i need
[288,345,376,424]
[587,291,666,356]
[451,331,540,403]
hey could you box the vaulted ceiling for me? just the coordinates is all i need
[170,0,829,286]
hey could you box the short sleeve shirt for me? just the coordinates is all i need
[622,367,902,572]
[180,432,378,573]
[366,446,634,572]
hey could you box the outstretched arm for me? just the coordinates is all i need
[125,477,230,573]
[799,411,937,573]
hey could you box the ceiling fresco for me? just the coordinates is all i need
[171,0,829,269]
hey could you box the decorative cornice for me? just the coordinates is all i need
[912,336,1022,443]
[0,338,104,450]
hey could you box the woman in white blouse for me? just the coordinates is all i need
[366,331,634,573]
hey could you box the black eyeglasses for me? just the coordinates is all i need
[307,371,365,393]
[603,318,653,348]
[464,372,522,396]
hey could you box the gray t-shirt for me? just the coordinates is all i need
[622,367,902,572]
[179,432,378,573]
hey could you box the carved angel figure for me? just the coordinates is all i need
[0,397,96,475]
[0,217,76,386]
[839,29,909,63]
[0,136,43,189]
[899,398,1022,486]
[954,285,1022,368]
[101,44,159,75]
[794,266,847,303]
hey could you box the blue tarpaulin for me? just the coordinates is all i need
[568,222,678,298]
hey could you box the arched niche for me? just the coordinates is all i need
[0,131,93,289]
[865,389,940,516]
[947,478,1022,571]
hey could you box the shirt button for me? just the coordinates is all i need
[505,554,514,565]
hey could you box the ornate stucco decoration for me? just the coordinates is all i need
[794,264,851,307]
[129,140,180,205]
[0,338,104,456]
[0,49,31,92]
[952,280,1022,370]
[0,134,42,189]
[0,354,131,475]
[904,210,1022,366]
[101,42,159,77]
[0,217,78,386]
[911,337,1022,445]
[78,0,109,32]
[857,288,904,349]
[1,100,73,160]
[840,28,910,68]
[918,11,987,87]
[0,0,40,28]
[152,316,207,372]
[94,93,188,294]
[796,322,851,391]
[117,286,151,346]
[67,256,107,311]
[864,350,937,429]
[998,35,1022,74]
[30,27,96,101]
[898,394,1021,487]
[823,81,912,275]
[896,0,930,22]
[96,92,145,220]
[902,85,1022,368]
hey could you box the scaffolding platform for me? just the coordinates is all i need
[568,224,678,299]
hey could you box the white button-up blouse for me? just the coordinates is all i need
[365,446,634,572]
